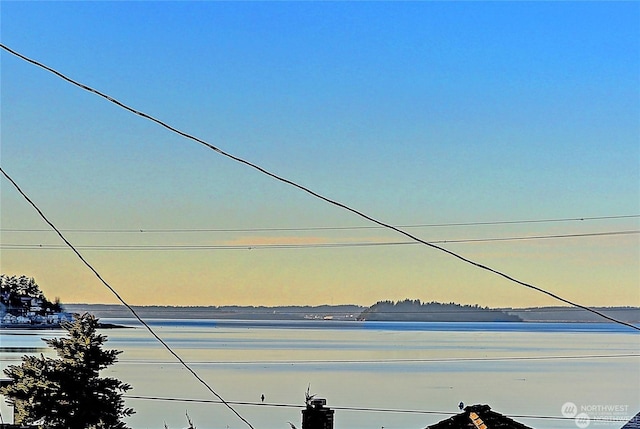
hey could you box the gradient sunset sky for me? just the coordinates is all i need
[1,1,638,308]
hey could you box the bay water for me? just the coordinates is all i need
[1,320,638,429]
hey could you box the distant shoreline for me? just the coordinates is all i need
[62,304,640,324]
[0,321,129,330]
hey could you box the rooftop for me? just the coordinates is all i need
[425,404,535,429]
[621,411,640,429]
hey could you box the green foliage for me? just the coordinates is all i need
[1,313,134,429]
[357,299,522,322]
[0,275,43,299]
[0,274,63,315]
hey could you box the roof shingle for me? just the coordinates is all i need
[621,411,640,429]
[425,404,535,429]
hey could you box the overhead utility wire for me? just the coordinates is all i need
[2,214,637,233]
[0,167,256,429]
[2,43,637,332]
[124,395,453,415]
[4,353,634,365]
[118,353,640,365]
[122,396,630,423]
[2,230,637,251]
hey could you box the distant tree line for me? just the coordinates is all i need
[357,299,522,322]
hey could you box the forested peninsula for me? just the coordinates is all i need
[357,299,522,322]
[0,275,73,327]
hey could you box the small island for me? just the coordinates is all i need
[357,299,523,322]
[1,275,74,328]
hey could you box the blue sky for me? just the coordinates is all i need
[1,1,638,307]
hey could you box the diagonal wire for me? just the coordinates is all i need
[0,167,256,429]
[1,42,638,332]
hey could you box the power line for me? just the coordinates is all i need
[1,43,637,332]
[0,167,256,429]
[1,230,637,251]
[123,395,457,415]
[122,395,631,423]
[1,214,638,233]
[9,353,632,365]
[115,353,640,365]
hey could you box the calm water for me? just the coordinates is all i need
[1,320,638,429]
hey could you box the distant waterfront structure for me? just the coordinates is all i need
[0,275,72,328]
[1,302,73,328]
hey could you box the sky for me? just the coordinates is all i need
[1,1,638,308]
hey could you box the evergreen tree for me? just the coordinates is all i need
[1,313,134,428]
[0,274,63,315]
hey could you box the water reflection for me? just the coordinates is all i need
[1,321,638,429]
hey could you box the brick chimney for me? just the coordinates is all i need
[302,398,334,429]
